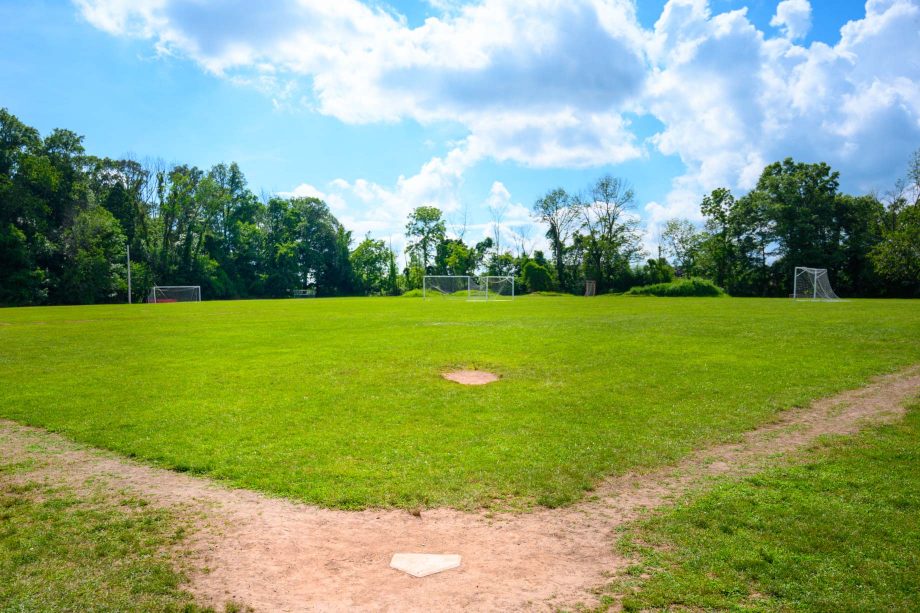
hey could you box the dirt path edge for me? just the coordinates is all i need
[1,367,918,612]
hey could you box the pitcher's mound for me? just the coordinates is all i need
[442,370,499,385]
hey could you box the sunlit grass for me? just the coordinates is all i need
[606,400,920,612]
[0,296,917,509]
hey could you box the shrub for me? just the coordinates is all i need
[522,261,553,292]
[401,288,425,297]
[626,277,726,297]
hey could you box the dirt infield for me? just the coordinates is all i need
[2,367,917,612]
[442,369,500,385]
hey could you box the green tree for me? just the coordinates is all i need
[755,158,840,290]
[405,206,446,271]
[350,235,393,295]
[699,187,736,290]
[661,218,702,277]
[533,187,578,290]
[57,202,127,304]
[521,260,552,292]
[579,175,643,292]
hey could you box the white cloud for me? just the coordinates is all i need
[640,0,920,231]
[75,0,649,168]
[75,0,920,247]
[770,0,812,40]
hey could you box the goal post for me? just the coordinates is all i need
[792,267,839,300]
[422,275,514,300]
[148,285,201,303]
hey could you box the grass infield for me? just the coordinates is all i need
[1,295,918,510]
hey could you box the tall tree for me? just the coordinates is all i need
[579,175,642,292]
[533,187,578,290]
[699,187,736,289]
[755,158,840,289]
[405,206,446,272]
[661,218,702,277]
[351,235,396,295]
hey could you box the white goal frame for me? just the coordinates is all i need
[792,267,840,301]
[148,285,201,303]
[422,275,515,301]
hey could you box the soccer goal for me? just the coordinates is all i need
[148,285,201,303]
[792,267,840,300]
[423,275,514,300]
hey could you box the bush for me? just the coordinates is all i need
[626,277,726,297]
[401,289,425,297]
[522,260,553,292]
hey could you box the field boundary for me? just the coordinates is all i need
[2,366,918,611]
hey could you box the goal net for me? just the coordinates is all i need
[148,285,201,303]
[423,275,514,300]
[792,267,839,300]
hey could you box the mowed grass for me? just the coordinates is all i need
[0,296,917,510]
[606,400,920,612]
[0,462,205,612]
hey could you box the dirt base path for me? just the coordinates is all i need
[2,368,918,612]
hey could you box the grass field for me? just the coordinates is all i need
[607,400,920,611]
[1,296,918,510]
[0,460,202,611]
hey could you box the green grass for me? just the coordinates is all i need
[0,296,918,510]
[607,400,920,612]
[0,464,205,611]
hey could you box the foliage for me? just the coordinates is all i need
[1,296,917,510]
[651,151,920,298]
[661,218,702,277]
[404,206,446,272]
[577,175,643,293]
[871,201,920,294]
[521,260,552,292]
[350,235,396,296]
[0,474,208,611]
[532,187,578,290]
[607,401,920,612]
[626,277,725,297]
[0,109,369,304]
[1,107,917,303]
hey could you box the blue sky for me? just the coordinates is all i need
[2,0,918,253]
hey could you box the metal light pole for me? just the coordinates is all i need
[126,243,132,304]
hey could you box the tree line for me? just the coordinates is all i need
[522,154,919,297]
[1,107,917,305]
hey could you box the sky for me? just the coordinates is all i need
[1,0,918,255]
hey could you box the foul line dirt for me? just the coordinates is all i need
[1,367,918,612]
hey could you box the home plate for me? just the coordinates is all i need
[390,553,461,578]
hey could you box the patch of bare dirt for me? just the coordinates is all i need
[442,370,500,385]
[1,367,917,612]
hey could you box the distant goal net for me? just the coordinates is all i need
[148,285,201,303]
[423,275,514,300]
[792,267,839,300]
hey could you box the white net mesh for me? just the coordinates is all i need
[148,286,201,303]
[477,276,514,300]
[792,268,839,300]
[424,276,472,298]
[423,276,514,300]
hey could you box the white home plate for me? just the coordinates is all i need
[389,553,461,578]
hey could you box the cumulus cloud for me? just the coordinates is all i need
[770,0,812,40]
[642,0,920,230]
[74,0,920,247]
[75,0,648,168]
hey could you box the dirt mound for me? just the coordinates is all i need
[442,370,499,385]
